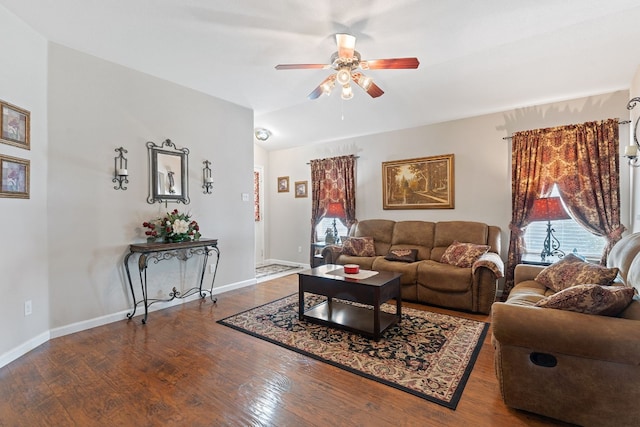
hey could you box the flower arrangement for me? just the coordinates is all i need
[143,209,201,243]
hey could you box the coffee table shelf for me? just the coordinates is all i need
[304,300,399,337]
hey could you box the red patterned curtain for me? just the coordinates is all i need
[504,119,623,297]
[504,130,545,296]
[309,155,357,244]
[554,119,625,262]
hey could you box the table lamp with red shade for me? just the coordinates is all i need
[326,202,346,244]
[528,197,571,261]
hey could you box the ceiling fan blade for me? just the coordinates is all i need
[336,33,356,59]
[363,81,384,98]
[360,57,420,70]
[352,72,384,98]
[275,63,331,70]
[308,74,337,100]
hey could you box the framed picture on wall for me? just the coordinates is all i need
[0,101,30,150]
[295,181,308,198]
[0,154,30,199]
[277,176,289,193]
[382,154,454,209]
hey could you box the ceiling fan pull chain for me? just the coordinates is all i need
[341,99,345,121]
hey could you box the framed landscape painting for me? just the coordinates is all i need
[0,154,30,199]
[382,154,454,209]
[0,101,30,150]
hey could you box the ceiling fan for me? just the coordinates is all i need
[275,34,419,100]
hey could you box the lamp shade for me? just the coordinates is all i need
[528,197,571,222]
[326,202,346,219]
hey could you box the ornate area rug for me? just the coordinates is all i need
[218,294,488,409]
[255,264,301,279]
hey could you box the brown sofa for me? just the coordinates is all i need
[491,233,640,426]
[322,219,503,314]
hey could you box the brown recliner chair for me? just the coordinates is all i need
[491,233,640,426]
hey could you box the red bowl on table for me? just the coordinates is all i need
[344,264,360,274]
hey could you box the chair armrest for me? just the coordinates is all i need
[492,302,640,365]
[514,264,545,284]
[321,245,343,264]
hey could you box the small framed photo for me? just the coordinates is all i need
[277,176,289,193]
[295,181,308,198]
[0,154,30,199]
[0,101,30,150]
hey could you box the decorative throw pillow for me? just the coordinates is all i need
[341,237,376,257]
[535,284,636,316]
[384,249,418,263]
[440,241,490,268]
[534,253,619,292]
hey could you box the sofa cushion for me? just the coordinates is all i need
[372,257,418,286]
[384,249,418,263]
[535,253,619,292]
[390,221,435,259]
[341,237,376,257]
[535,284,636,316]
[351,219,394,255]
[440,241,490,268]
[417,260,472,292]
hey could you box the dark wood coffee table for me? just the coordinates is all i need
[298,264,402,341]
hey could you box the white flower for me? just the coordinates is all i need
[172,219,190,234]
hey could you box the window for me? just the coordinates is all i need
[523,220,606,259]
[523,186,606,259]
[315,217,349,242]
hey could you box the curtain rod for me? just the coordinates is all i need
[306,155,359,165]
[501,119,631,141]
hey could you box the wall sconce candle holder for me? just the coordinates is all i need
[202,160,213,194]
[113,147,129,190]
[626,97,640,167]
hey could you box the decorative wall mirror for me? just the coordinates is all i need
[147,139,190,204]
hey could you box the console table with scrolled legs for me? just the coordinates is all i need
[124,238,220,323]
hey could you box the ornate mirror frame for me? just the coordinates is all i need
[147,139,190,204]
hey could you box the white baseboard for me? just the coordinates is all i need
[1,278,257,369]
[0,331,50,369]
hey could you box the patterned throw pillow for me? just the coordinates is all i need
[341,237,376,257]
[440,241,490,268]
[534,253,619,292]
[535,284,636,316]
[384,249,418,263]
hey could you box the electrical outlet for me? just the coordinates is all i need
[241,193,250,201]
[298,246,302,253]
[24,300,32,316]
[210,264,215,273]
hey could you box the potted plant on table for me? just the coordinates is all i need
[143,209,201,243]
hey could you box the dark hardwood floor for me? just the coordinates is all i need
[0,274,571,426]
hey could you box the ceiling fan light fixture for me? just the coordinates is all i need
[341,84,353,100]
[336,68,351,86]
[321,80,334,95]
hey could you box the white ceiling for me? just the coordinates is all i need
[2,0,640,151]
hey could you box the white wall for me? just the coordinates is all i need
[267,90,631,273]
[46,43,255,330]
[0,6,49,362]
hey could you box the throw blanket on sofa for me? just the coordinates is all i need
[473,252,504,279]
